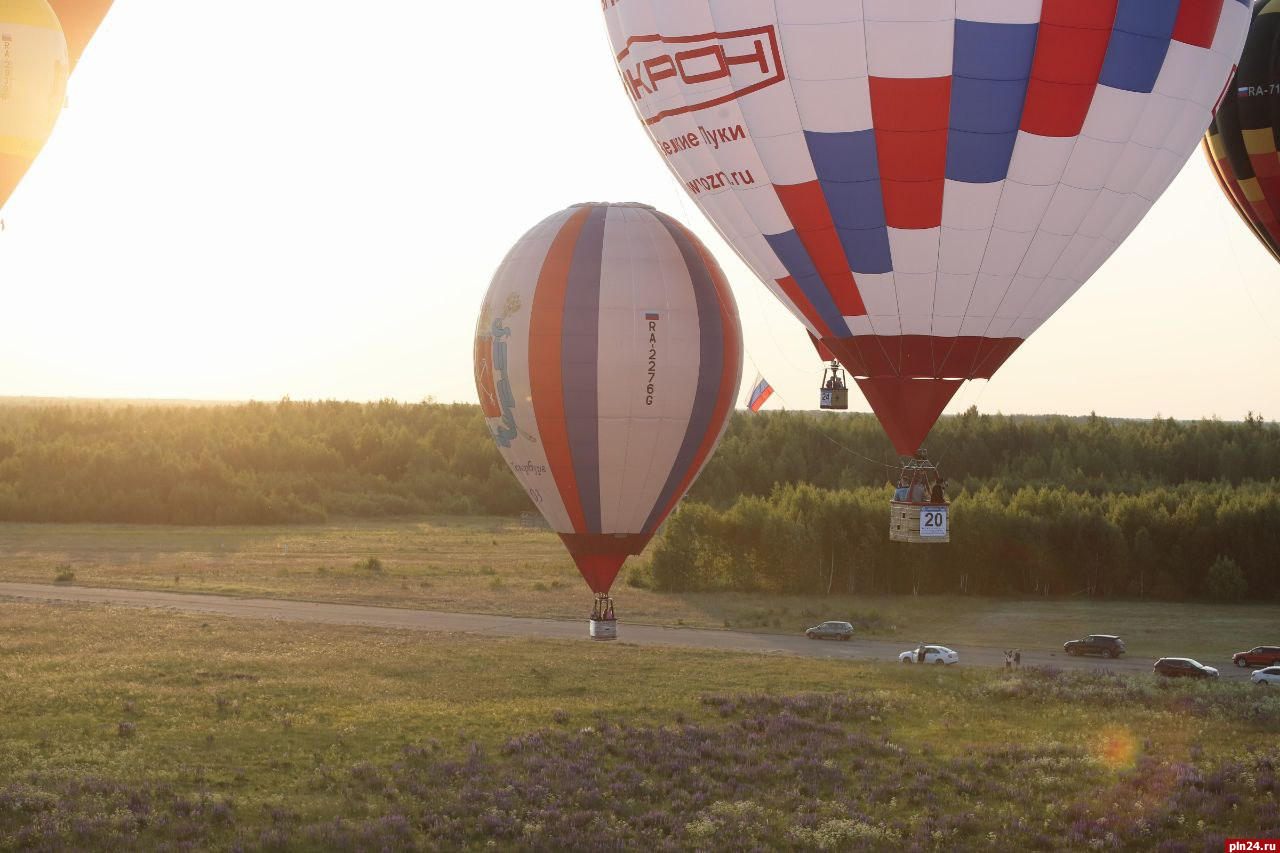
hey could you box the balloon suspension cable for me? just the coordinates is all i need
[819,432,901,476]
[1213,190,1280,346]
[591,593,616,622]
[893,452,949,506]
[926,379,991,473]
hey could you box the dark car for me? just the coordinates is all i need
[1063,635,1125,658]
[806,621,854,641]
[1154,657,1219,679]
[1232,646,1280,669]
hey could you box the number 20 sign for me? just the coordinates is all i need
[920,506,949,538]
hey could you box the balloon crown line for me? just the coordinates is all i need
[570,202,657,211]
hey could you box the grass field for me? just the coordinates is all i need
[2,518,1277,662]
[0,601,1277,850]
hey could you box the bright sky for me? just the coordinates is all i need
[2,2,1278,421]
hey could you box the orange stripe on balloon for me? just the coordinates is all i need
[0,153,39,212]
[46,0,113,73]
[528,207,593,535]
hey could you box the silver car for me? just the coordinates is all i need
[1251,666,1280,686]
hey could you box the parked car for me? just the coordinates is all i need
[898,645,959,665]
[1154,658,1219,679]
[806,621,853,641]
[1251,666,1280,686]
[1063,635,1125,658]
[1232,646,1280,669]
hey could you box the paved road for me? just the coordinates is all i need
[0,582,1256,682]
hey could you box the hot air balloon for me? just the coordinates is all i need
[46,0,111,74]
[605,0,1249,543]
[1204,0,1280,263]
[474,202,743,638]
[0,0,69,214]
[605,3,1249,450]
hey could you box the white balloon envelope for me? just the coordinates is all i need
[604,0,1250,454]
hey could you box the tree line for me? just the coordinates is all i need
[0,400,527,524]
[668,408,1278,601]
[640,481,1279,602]
[0,400,1275,600]
[691,408,1280,503]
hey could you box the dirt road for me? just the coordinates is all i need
[0,582,1257,682]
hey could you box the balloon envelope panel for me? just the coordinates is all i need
[1204,0,1280,264]
[0,0,69,212]
[45,0,111,73]
[474,203,743,593]
[605,0,1249,454]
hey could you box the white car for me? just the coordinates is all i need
[899,645,959,665]
[1251,666,1280,685]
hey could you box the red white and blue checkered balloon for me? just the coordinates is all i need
[605,0,1250,454]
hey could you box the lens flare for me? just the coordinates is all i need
[1095,724,1138,771]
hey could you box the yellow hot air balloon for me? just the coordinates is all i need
[45,0,110,74]
[0,0,69,213]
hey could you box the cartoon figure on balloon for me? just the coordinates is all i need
[474,293,527,450]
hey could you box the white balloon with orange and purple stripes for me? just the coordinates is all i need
[474,202,743,594]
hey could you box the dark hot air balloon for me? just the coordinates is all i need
[1205,0,1280,263]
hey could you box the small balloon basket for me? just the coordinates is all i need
[818,360,849,410]
[588,593,617,640]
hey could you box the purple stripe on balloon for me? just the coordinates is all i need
[562,204,608,535]
[643,210,724,534]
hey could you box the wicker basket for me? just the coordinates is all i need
[888,502,950,544]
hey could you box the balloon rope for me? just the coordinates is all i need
[929,379,990,473]
[819,431,901,475]
[741,346,794,411]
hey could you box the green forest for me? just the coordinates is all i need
[1,400,1276,601]
[0,400,527,524]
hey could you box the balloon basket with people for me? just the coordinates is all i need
[808,335,849,411]
[588,593,617,641]
[889,450,950,544]
[818,361,849,411]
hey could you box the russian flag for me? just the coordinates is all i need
[746,373,773,412]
